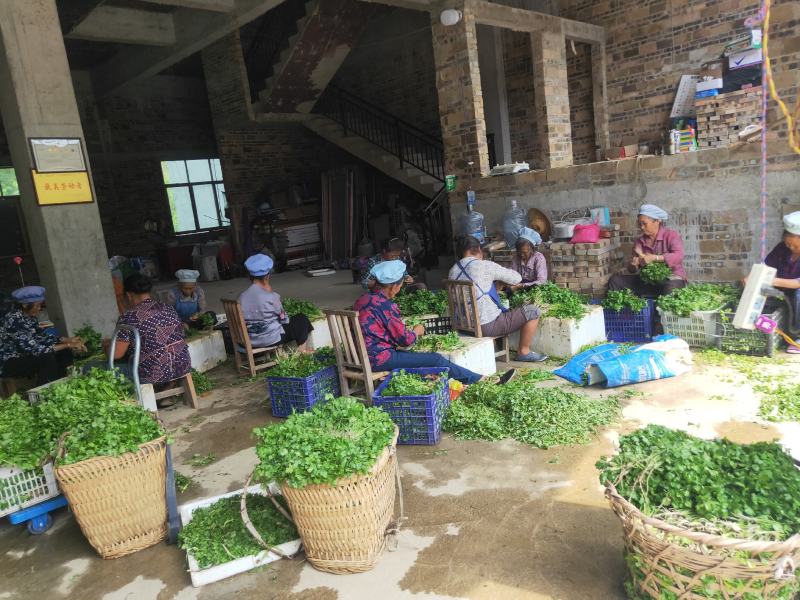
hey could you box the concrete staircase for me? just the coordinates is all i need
[304,114,443,198]
[257,0,373,113]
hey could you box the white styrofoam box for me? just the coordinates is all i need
[187,330,227,373]
[436,335,497,377]
[308,317,332,350]
[509,305,606,358]
[179,483,302,588]
[139,384,157,412]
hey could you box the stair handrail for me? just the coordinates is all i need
[316,84,445,183]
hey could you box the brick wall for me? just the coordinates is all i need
[566,41,595,164]
[502,29,539,164]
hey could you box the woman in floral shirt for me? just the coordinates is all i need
[354,260,482,384]
[0,286,85,384]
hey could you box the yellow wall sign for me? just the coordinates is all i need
[31,170,94,205]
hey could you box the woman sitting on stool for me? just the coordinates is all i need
[163,269,216,330]
[0,286,86,385]
[608,204,687,296]
[239,254,313,351]
[509,227,548,290]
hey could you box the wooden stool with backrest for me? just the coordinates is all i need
[324,309,388,401]
[442,279,510,362]
[222,298,281,377]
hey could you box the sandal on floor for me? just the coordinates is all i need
[516,351,549,363]
[787,341,800,354]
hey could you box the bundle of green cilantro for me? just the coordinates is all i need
[510,282,588,321]
[253,397,395,488]
[283,298,324,321]
[265,348,336,379]
[394,289,448,317]
[657,283,739,317]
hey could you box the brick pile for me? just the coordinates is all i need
[695,88,762,149]
[549,236,625,297]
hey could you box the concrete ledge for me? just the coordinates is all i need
[436,335,497,377]
[187,330,227,373]
[510,305,606,358]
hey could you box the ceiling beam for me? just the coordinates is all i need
[67,6,176,46]
[91,0,284,97]
[136,0,237,12]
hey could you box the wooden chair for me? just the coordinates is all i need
[325,309,388,400]
[442,279,510,362]
[154,373,198,409]
[1,377,33,399]
[221,299,281,377]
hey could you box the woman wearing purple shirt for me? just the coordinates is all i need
[764,211,800,348]
[608,204,687,296]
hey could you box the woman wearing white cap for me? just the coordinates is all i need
[509,227,548,290]
[764,211,800,351]
[163,269,215,329]
[0,286,86,384]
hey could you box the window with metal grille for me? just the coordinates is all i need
[161,159,230,233]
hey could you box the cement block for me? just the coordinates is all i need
[187,330,227,373]
[436,335,497,377]
[309,318,332,349]
[509,305,606,358]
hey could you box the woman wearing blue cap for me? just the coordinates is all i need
[239,254,313,350]
[509,227,548,290]
[354,260,494,384]
[0,286,86,384]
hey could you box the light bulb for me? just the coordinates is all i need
[440,9,462,26]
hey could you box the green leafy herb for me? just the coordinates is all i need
[254,397,395,489]
[381,370,444,396]
[187,453,216,467]
[73,324,103,356]
[191,369,214,394]
[756,382,800,422]
[0,395,50,469]
[394,289,448,317]
[601,289,648,313]
[510,282,588,321]
[596,425,800,535]
[282,298,324,321]
[411,332,463,353]
[174,471,193,493]
[265,349,336,379]
[178,493,298,569]
[638,261,672,285]
[657,284,739,317]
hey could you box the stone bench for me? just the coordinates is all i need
[509,304,606,359]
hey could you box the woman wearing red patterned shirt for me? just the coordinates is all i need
[353,260,484,384]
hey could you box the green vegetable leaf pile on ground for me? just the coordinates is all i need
[191,369,214,394]
[657,283,739,317]
[443,377,617,448]
[394,289,448,317]
[381,370,445,396]
[265,348,336,379]
[638,261,672,285]
[74,324,103,355]
[254,397,395,489]
[178,493,298,569]
[283,298,324,321]
[411,332,463,353]
[510,282,588,321]
[756,382,800,423]
[601,289,648,313]
[597,425,800,536]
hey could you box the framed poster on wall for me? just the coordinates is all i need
[29,138,86,173]
[31,170,94,205]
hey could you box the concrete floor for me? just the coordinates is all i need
[3,272,800,599]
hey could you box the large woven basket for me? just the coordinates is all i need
[605,483,800,599]
[55,436,168,559]
[280,427,399,574]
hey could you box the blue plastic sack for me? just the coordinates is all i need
[553,343,628,385]
[594,349,676,388]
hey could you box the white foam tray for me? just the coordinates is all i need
[179,483,302,587]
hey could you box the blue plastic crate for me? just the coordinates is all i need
[372,368,450,445]
[595,299,655,343]
[267,365,340,418]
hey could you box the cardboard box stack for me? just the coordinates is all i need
[696,87,762,149]
[548,235,625,298]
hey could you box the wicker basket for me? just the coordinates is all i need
[280,427,399,574]
[605,483,800,599]
[55,436,168,559]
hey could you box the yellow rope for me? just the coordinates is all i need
[763,0,800,154]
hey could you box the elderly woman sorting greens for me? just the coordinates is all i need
[163,269,216,329]
[608,204,687,296]
[509,227,548,289]
[239,254,313,351]
[764,211,800,352]
[0,286,86,384]
[354,260,499,384]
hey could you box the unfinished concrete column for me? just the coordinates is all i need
[531,28,573,169]
[591,42,610,160]
[0,0,117,333]
[431,6,490,182]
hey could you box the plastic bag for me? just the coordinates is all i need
[503,200,527,248]
[570,223,600,244]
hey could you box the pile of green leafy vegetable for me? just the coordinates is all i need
[597,425,800,535]
[0,395,50,470]
[254,397,395,488]
[381,370,445,397]
[510,282,588,321]
[265,348,336,379]
[178,493,298,569]
[283,298,324,321]
[394,289,448,317]
[411,332,463,353]
[443,375,617,448]
[638,261,672,285]
[657,283,739,317]
[601,289,648,314]
[191,369,214,394]
[74,324,103,355]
